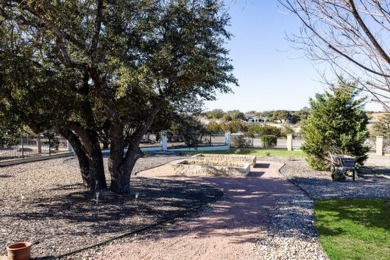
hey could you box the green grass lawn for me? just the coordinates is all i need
[188,148,306,158]
[315,198,390,260]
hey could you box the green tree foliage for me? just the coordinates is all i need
[258,125,282,137]
[269,110,290,123]
[372,114,390,138]
[217,120,246,133]
[231,135,251,148]
[255,111,270,119]
[245,124,262,137]
[0,0,237,193]
[170,116,206,147]
[371,113,390,150]
[280,125,295,137]
[222,110,245,121]
[293,108,310,122]
[0,111,23,147]
[206,120,222,133]
[205,109,225,119]
[261,135,277,148]
[301,81,369,170]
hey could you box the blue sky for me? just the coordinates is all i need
[203,0,382,112]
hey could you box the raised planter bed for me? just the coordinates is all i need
[172,154,256,177]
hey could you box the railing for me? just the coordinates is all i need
[139,133,228,149]
[0,136,69,161]
[2,134,388,162]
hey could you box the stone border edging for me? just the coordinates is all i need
[278,163,314,200]
[0,152,74,167]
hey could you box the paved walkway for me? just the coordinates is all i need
[96,160,307,260]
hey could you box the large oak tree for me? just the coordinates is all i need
[0,0,237,193]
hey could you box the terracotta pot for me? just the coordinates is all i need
[7,242,32,260]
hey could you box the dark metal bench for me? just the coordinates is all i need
[329,153,357,181]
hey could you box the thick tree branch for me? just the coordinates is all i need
[348,0,390,64]
[64,121,94,155]
[90,0,104,61]
[328,44,390,78]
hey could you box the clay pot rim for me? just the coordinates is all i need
[7,242,32,251]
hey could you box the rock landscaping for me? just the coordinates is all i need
[172,154,256,176]
[254,155,390,260]
[0,154,388,259]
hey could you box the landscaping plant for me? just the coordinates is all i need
[301,81,369,170]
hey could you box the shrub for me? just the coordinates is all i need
[231,135,251,148]
[258,125,282,137]
[261,135,277,148]
[301,81,369,170]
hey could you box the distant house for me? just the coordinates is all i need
[247,117,267,123]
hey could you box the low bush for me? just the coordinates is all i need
[261,135,277,148]
[231,135,251,148]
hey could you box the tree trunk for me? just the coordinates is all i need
[77,142,107,190]
[60,128,107,190]
[109,146,141,193]
[108,107,159,194]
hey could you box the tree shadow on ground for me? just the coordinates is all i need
[133,162,313,247]
[254,163,270,168]
[360,165,390,176]
[0,178,222,259]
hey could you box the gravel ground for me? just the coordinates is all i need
[253,154,390,260]
[276,155,390,199]
[0,155,224,259]
[1,153,388,259]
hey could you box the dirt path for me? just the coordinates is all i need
[96,160,306,260]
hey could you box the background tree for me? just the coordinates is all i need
[371,113,390,150]
[260,135,277,148]
[292,108,310,124]
[372,114,390,138]
[269,110,290,123]
[258,125,282,137]
[280,0,390,110]
[205,120,223,134]
[222,110,245,122]
[205,109,225,119]
[0,109,24,148]
[280,125,295,137]
[257,111,272,119]
[301,81,369,170]
[219,119,246,133]
[170,116,206,147]
[0,0,237,193]
[245,124,262,146]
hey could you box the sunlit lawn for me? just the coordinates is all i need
[191,148,306,158]
[315,198,390,260]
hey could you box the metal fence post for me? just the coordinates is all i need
[37,135,42,154]
[20,137,24,158]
